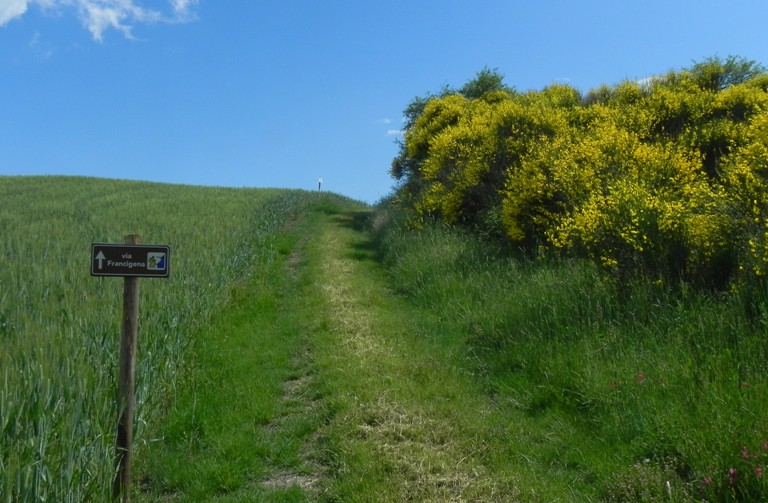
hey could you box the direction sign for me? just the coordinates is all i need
[91,243,171,277]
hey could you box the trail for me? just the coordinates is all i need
[136,203,522,502]
[303,210,520,502]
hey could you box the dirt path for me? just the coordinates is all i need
[306,211,520,502]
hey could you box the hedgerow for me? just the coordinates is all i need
[391,57,768,290]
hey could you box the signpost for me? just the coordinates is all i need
[92,237,170,502]
[91,243,170,278]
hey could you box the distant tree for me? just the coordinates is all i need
[583,84,614,106]
[459,67,514,99]
[401,95,433,132]
[689,55,767,91]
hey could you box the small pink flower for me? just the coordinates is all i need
[763,441,768,451]
[741,447,751,460]
[755,466,763,478]
[728,468,738,486]
[703,476,713,486]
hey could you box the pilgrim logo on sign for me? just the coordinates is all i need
[147,252,167,272]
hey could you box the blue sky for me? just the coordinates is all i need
[1,1,767,203]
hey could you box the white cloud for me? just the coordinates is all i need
[0,0,28,25]
[28,30,52,57]
[636,75,662,88]
[81,3,133,40]
[0,0,198,41]
[75,1,166,41]
[170,0,196,17]
[386,129,404,136]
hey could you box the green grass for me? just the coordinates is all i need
[300,207,525,501]
[0,176,304,501]
[135,193,375,502]
[137,197,531,501]
[372,201,768,501]
[136,199,329,502]
[6,175,768,502]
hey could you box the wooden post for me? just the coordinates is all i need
[113,234,141,502]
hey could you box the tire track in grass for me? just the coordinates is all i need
[259,236,325,498]
[136,210,327,503]
[311,211,522,502]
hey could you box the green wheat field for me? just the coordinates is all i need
[1,176,297,501]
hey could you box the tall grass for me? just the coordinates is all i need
[0,176,305,501]
[372,200,768,501]
[134,193,369,502]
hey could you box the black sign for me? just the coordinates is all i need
[91,244,171,277]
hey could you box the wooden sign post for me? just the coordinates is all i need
[114,234,140,502]
[91,236,171,502]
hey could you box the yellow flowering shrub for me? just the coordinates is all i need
[521,83,582,109]
[546,140,731,284]
[714,81,768,121]
[405,94,470,164]
[492,98,570,165]
[394,63,768,289]
[417,117,493,223]
[611,80,648,106]
[503,99,734,284]
[409,97,493,223]
[642,73,713,139]
[410,92,568,227]
[503,110,636,246]
[722,112,768,280]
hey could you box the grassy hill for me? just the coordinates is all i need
[4,175,768,502]
[0,176,315,501]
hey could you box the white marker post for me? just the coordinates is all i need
[318,177,323,192]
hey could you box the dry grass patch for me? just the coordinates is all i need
[355,397,519,502]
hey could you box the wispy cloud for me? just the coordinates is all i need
[0,0,198,41]
[0,0,28,25]
[636,75,662,88]
[170,0,196,18]
[29,31,53,58]
[386,129,404,136]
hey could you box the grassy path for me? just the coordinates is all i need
[304,209,522,502]
[138,200,524,502]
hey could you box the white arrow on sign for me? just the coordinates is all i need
[95,251,106,270]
